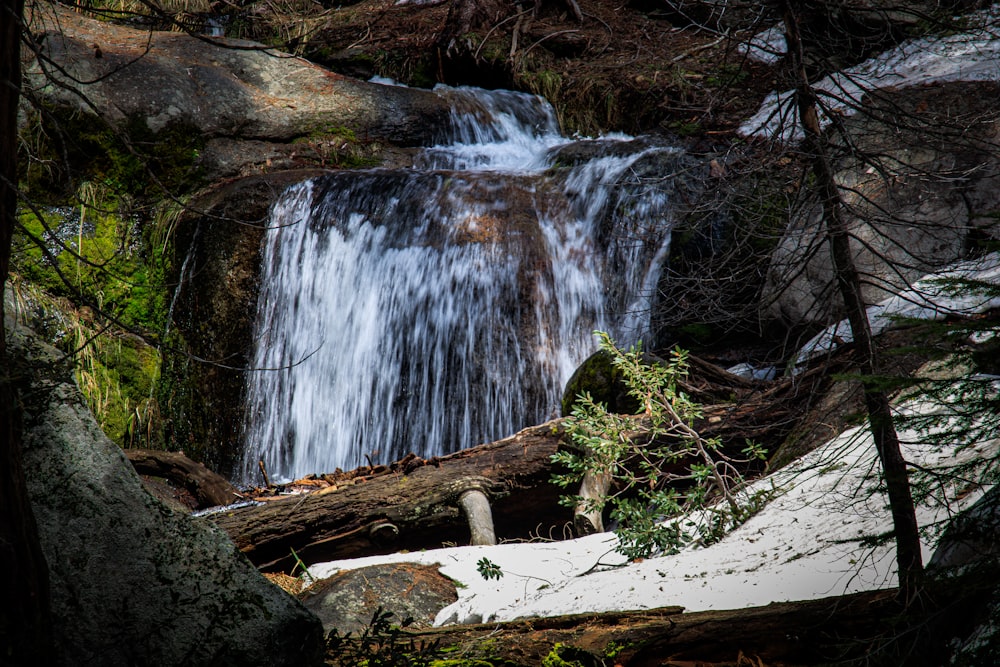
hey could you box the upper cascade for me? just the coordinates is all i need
[419,86,567,171]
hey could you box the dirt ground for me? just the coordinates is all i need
[293,0,783,138]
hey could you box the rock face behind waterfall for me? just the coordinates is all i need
[162,171,324,475]
[11,323,324,666]
[239,137,700,479]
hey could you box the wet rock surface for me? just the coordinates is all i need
[299,563,458,635]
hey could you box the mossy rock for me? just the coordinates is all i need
[561,350,642,417]
[300,563,457,636]
[21,104,206,204]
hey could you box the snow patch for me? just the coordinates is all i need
[738,24,787,65]
[740,8,1000,141]
[794,252,1000,368]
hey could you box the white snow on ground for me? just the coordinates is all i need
[739,7,1000,141]
[794,252,1000,367]
[308,382,998,627]
[738,24,787,65]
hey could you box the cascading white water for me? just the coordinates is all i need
[241,86,680,482]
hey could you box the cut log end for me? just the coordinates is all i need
[369,522,400,546]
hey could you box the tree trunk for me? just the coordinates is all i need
[1,0,53,661]
[780,1,923,600]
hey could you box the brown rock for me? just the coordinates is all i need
[299,563,458,635]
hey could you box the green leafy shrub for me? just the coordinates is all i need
[475,557,503,581]
[552,331,772,559]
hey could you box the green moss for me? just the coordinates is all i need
[561,349,642,417]
[540,643,596,667]
[73,331,163,446]
[603,640,627,659]
[667,119,702,137]
[301,124,358,142]
[476,36,512,63]
[293,123,384,169]
[705,63,749,87]
[22,106,205,203]
[12,107,196,450]
[426,638,519,667]
[7,279,165,448]
[520,70,563,107]
[13,189,171,334]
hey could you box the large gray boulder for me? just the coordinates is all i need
[762,81,1000,328]
[12,324,324,667]
[23,5,451,146]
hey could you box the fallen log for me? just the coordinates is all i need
[210,420,573,572]
[126,448,241,509]
[330,588,911,666]
[334,561,1000,667]
[211,361,834,571]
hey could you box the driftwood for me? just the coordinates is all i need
[126,448,241,509]
[211,420,572,572]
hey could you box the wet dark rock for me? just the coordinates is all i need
[562,349,644,416]
[161,170,325,476]
[547,136,669,167]
[929,486,1000,571]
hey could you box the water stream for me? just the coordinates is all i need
[241,86,685,482]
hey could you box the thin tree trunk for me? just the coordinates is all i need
[781,1,923,600]
[1,0,54,661]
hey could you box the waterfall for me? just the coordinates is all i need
[241,86,684,483]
